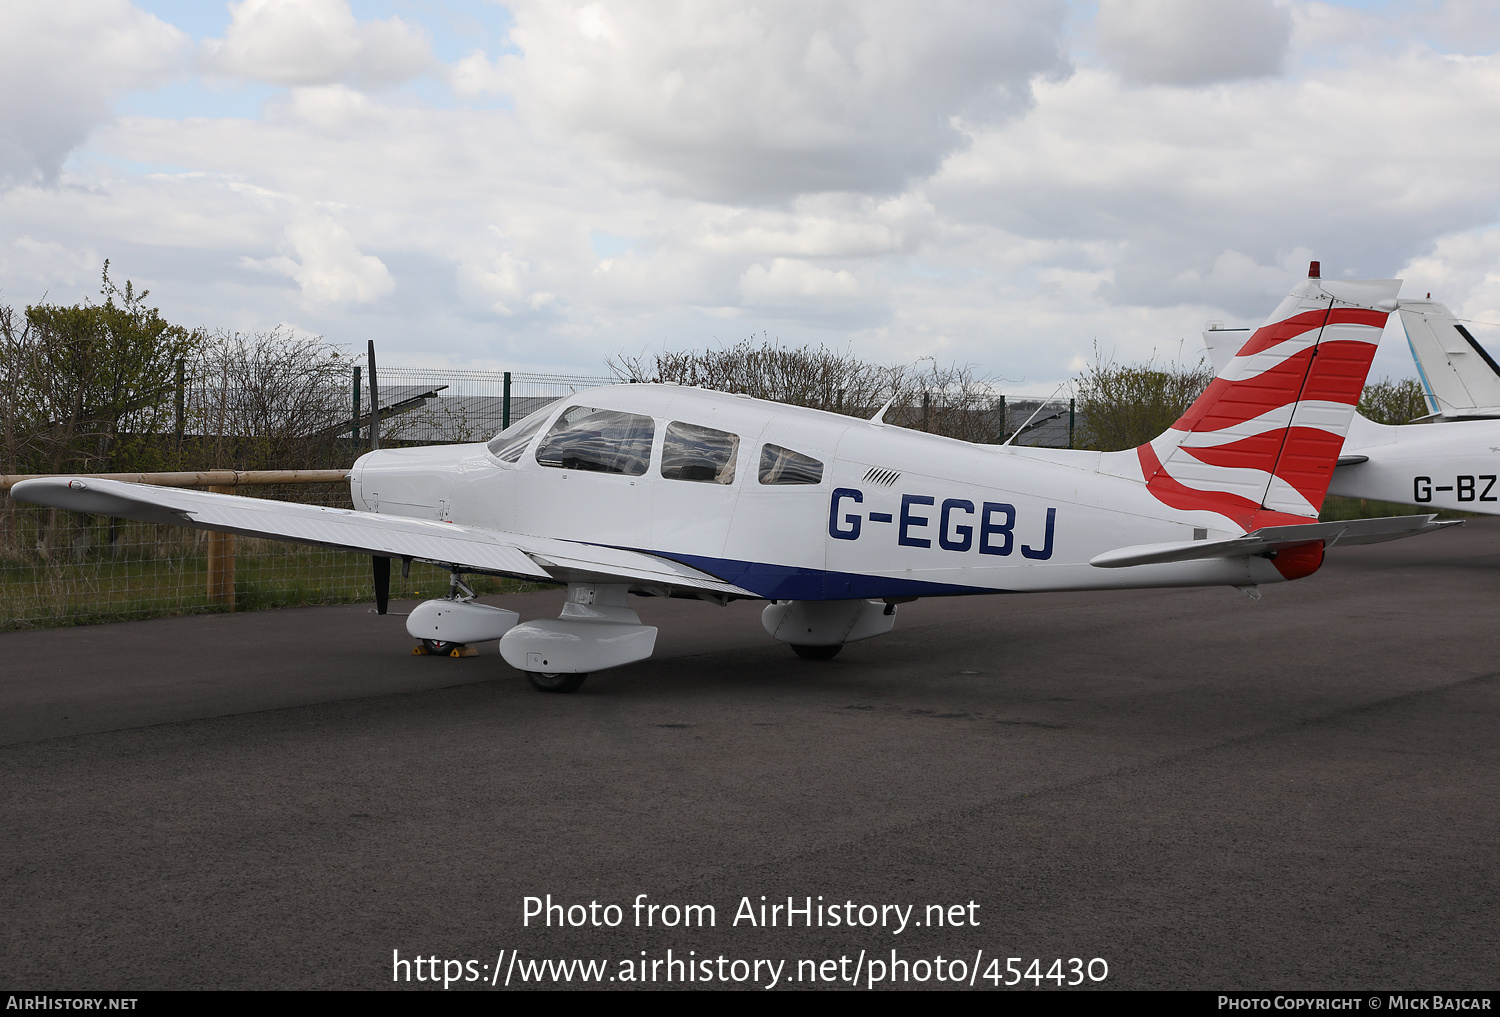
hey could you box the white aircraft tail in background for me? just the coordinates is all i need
[1397,299,1500,420]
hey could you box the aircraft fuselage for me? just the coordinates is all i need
[350,384,1290,600]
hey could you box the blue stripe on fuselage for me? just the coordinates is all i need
[644,550,1007,600]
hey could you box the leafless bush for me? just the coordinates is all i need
[609,337,1006,442]
[187,328,352,469]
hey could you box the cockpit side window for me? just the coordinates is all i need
[485,399,561,463]
[661,421,739,484]
[535,405,655,476]
[758,444,823,485]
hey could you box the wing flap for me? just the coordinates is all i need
[529,552,749,595]
[1090,514,1460,569]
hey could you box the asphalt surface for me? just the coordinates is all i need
[2,520,1497,991]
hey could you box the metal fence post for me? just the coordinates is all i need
[366,341,380,451]
[352,365,361,441]
[998,395,1006,442]
[1069,397,1076,449]
[503,371,512,430]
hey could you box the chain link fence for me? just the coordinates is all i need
[361,368,611,444]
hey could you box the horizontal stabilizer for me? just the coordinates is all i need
[9,477,753,596]
[1090,514,1460,569]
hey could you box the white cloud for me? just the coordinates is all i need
[501,0,1070,201]
[1399,0,1500,57]
[449,50,509,101]
[0,236,100,291]
[457,251,541,317]
[1095,0,1292,86]
[203,0,432,87]
[931,47,1500,315]
[740,259,863,304]
[5,1,1500,389]
[249,214,395,308]
[1399,229,1500,337]
[272,85,386,133]
[0,0,187,185]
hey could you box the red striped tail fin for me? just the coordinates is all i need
[1138,267,1399,532]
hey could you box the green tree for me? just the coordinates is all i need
[1074,351,1214,451]
[1357,377,1429,425]
[4,261,202,474]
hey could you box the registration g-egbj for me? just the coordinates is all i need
[11,266,1458,692]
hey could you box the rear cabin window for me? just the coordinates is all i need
[485,400,561,463]
[758,444,823,485]
[661,421,739,484]
[535,405,655,476]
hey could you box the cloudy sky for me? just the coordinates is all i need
[2,0,1498,390]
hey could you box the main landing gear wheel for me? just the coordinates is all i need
[528,671,588,693]
[422,639,462,657]
[791,644,842,660]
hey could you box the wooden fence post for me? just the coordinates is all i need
[206,485,235,607]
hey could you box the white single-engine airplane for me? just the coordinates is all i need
[12,266,1458,692]
[1204,286,1500,515]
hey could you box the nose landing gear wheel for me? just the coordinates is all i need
[528,671,588,693]
[791,644,842,660]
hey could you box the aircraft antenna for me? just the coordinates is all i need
[1003,383,1067,446]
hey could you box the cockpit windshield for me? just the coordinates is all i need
[486,398,564,463]
[535,405,655,476]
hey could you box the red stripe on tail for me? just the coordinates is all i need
[1138,441,1311,532]
[1235,308,1387,358]
[1172,340,1376,434]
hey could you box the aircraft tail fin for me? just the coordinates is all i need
[1134,263,1398,532]
[1397,299,1500,418]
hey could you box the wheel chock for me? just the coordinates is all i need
[450,646,478,658]
[412,645,429,655]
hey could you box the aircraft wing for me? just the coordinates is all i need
[1090,514,1461,569]
[8,477,754,597]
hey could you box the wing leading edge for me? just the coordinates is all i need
[9,477,753,598]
